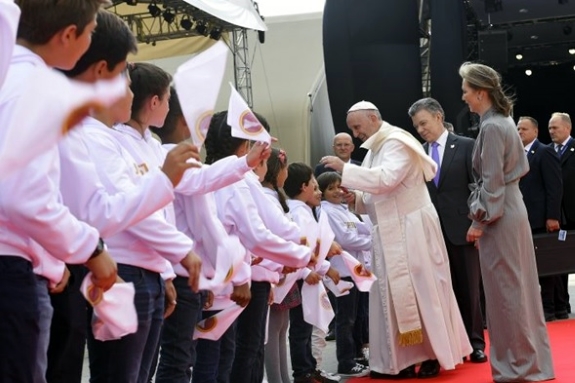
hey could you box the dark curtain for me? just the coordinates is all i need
[323,0,423,161]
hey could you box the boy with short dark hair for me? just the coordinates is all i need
[0,1,117,382]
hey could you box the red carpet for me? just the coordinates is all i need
[348,320,575,383]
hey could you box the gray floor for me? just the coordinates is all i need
[80,276,575,383]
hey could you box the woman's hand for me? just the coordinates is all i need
[466,226,483,249]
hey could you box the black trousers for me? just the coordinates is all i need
[46,265,88,383]
[0,256,39,383]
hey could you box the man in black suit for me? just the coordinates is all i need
[408,98,486,363]
[314,133,360,176]
[518,116,563,321]
[547,112,574,318]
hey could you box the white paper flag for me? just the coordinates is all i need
[0,0,19,90]
[0,68,127,179]
[272,268,305,304]
[301,281,334,333]
[194,302,244,340]
[340,251,377,292]
[316,212,336,266]
[227,83,271,144]
[323,277,354,297]
[80,273,138,341]
[174,40,228,147]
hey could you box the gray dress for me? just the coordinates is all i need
[469,108,555,382]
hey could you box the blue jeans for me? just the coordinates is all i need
[47,264,88,383]
[230,281,271,383]
[353,290,369,357]
[34,276,53,383]
[0,256,39,383]
[335,277,359,371]
[193,311,237,383]
[155,276,204,383]
[289,282,316,379]
[87,264,164,383]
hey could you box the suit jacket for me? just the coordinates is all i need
[519,139,562,231]
[314,158,361,177]
[424,133,475,246]
[556,137,575,225]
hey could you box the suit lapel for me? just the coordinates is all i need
[438,134,457,188]
[527,140,539,162]
[561,137,575,165]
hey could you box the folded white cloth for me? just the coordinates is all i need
[80,273,137,341]
[340,251,377,292]
[323,277,353,297]
[301,281,334,333]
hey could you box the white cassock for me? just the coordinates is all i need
[341,121,471,375]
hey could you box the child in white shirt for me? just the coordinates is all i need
[317,171,371,377]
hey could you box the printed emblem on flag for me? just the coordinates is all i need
[196,316,218,333]
[195,111,213,144]
[239,110,265,135]
[354,264,372,277]
[86,285,103,306]
[320,291,331,310]
[314,239,321,258]
[300,237,307,246]
[224,266,234,283]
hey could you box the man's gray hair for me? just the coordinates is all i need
[407,97,445,118]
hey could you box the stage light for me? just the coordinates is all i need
[180,16,193,31]
[564,25,573,35]
[516,53,523,60]
[525,69,532,76]
[163,9,175,24]
[570,48,575,55]
[195,20,208,36]
[209,27,222,40]
[148,2,161,17]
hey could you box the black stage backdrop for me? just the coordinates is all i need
[429,0,470,135]
[323,0,422,161]
[504,63,575,144]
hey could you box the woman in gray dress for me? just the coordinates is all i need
[459,62,555,383]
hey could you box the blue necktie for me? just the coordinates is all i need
[431,142,440,187]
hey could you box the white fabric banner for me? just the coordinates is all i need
[340,251,377,292]
[182,0,267,31]
[316,212,335,266]
[0,69,126,179]
[301,281,334,333]
[194,302,245,340]
[227,83,271,144]
[174,40,228,147]
[0,0,19,90]
[80,273,137,341]
[322,276,353,297]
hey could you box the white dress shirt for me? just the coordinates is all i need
[78,119,193,272]
[427,129,449,164]
[0,45,98,275]
[245,172,312,283]
[318,201,372,277]
[213,176,312,286]
[286,199,331,279]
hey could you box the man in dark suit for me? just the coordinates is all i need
[518,116,563,321]
[408,98,486,363]
[547,112,574,319]
[314,133,360,176]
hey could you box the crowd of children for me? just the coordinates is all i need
[0,2,373,383]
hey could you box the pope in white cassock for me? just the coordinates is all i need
[321,101,471,379]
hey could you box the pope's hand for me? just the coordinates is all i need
[321,156,345,173]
